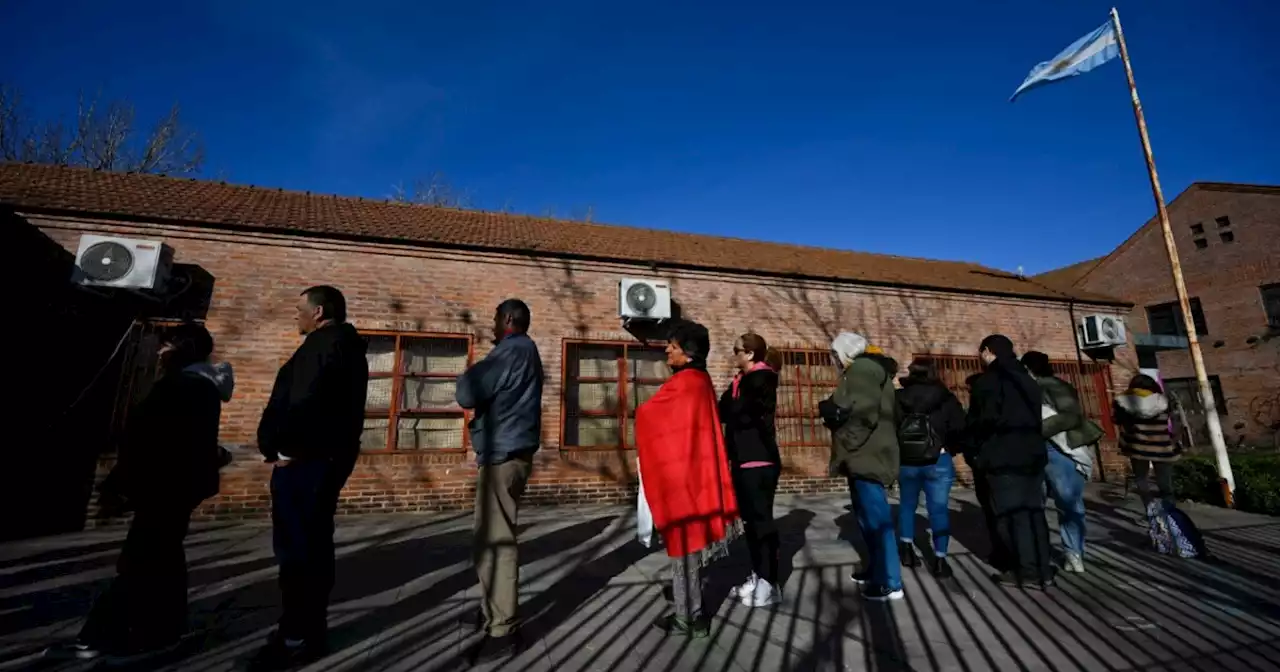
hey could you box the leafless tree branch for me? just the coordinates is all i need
[389,172,470,207]
[0,83,203,175]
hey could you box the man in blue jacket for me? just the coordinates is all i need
[457,298,544,664]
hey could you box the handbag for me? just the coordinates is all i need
[636,462,661,548]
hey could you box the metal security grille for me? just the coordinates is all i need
[916,354,1115,439]
[775,348,840,447]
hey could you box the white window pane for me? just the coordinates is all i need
[366,336,397,373]
[402,337,468,374]
[397,416,465,450]
[361,418,390,451]
[366,378,393,411]
[401,378,458,411]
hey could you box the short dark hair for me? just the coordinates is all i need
[907,357,937,381]
[163,322,214,371]
[302,285,347,323]
[1020,351,1054,378]
[497,298,531,332]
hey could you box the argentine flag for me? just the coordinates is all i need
[1011,20,1119,102]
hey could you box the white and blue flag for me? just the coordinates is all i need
[1010,20,1119,102]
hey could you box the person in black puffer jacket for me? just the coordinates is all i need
[720,332,783,608]
[895,358,965,578]
[963,334,1053,589]
[51,323,234,662]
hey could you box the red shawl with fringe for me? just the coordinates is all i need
[636,367,739,558]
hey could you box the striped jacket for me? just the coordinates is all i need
[1113,391,1180,462]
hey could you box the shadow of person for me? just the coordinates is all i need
[946,496,997,564]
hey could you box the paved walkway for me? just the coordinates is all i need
[2,485,1279,672]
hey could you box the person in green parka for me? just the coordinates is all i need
[1021,351,1104,574]
[819,332,903,601]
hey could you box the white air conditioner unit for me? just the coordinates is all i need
[73,234,173,291]
[619,278,672,320]
[1079,314,1127,348]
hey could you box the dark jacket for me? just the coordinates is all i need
[1038,375,1104,449]
[895,376,966,466]
[718,367,780,464]
[456,333,544,465]
[822,353,900,485]
[963,354,1046,474]
[257,323,369,473]
[103,364,232,510]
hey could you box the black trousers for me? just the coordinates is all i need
[731,464,781,584]
[80,505,194,650]
[985,471,1053,583]
[271,459,345,641]
[972,468,1011,571]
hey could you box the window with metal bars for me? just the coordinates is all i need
[361,332,473,452]
[913,353,1116,439]
[561,341,670,449]
[109,320,187,448]
[1262,284,1280,330]
[1146,298,1208,336]
[774,348,840,447]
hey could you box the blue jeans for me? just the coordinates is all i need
[897,452,955,557]
[1044,445,1087,557]
[848,478,903,592]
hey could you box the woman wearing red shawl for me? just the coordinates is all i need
[636,320,739,638]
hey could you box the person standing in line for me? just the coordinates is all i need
[964,335,1054,589]
[963,371,1011,572]
[1022,351,1104,574]
[48,323,233,664]
[1114,375,1205,558]
[894,358,966,579]
[252,286,369,670]
[637,320,740,638]
[720,333,784,608]
[456,299,544,664]
[819,332,903,601]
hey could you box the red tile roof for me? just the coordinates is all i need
[1033,257,1106,290]
[1,162,1127,305]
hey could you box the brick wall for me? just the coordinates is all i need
[33,214,1129,521]
[1074,187,1280,447]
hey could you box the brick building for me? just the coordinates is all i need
[1037,182,1280,449]
[3,163,1131,526]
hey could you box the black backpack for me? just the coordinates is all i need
[897,407,941,465]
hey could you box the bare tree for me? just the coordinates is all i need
[388,172,470,207]
[0,84,204,175]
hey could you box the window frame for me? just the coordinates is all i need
[559,339,669,451]
[774,346,840,448]
[109,319,191,450]
[1262,283,1280,330]
[1146,298,1208,337]
[912,353,1117,440]
[1163,375,1228,417]
[360,329,475,454]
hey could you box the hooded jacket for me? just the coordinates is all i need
[821,333,899,485]
[963,337,1046,473]
[103,361,235,509]
[896,375,966,466]
[1114,390,1179,462]
[258,322,369,470]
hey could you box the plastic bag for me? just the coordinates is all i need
[636,464,660,548]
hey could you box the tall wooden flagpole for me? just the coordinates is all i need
[1110,7,1235,503]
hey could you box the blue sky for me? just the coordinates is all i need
[3,0,1277,274]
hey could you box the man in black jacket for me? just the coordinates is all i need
[458,298,544,664]
[252,286,368,670]
[964,334,1053,589]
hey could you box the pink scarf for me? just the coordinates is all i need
[731,361,772,398]
[732,362,775,468]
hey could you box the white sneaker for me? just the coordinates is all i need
[1063,553,1085,573]
[731,573,758,599]
[741,580,780,608]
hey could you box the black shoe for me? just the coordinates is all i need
[652,614,710,638]
[933,557,953,579]
[249,634,328,671]
[899,541,920,568]
[467,631,524,666]
[860,584,905,602]
[992,570,1023,588]
[849,571,870,585]
[459,609,486,631]
[42,640,103,661]
[102,639,184,667]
